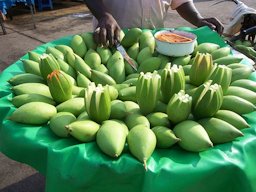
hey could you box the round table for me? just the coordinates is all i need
[1,27,256,192]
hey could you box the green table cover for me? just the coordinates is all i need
[1,26,256,192]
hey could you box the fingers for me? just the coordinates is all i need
[204,17,224,35]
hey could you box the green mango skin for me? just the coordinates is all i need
[152,126,180,148]
[56,97,85,117]
[81,32,97,50]
[66,120,100,142]
[84,49,101,69]
[125,113,150,130]
[8,102,57,125]
[49,112,76,137]
[8,73,45,86]
[146,112,170,128]
[110,100,127,120]
[12,93,56,107]
[121,28,142,48]
[96,120,128,157]
[173,120,213,152]
[127,124,156,170]
[46,46,65,60]
[28,51,41,63]
[198,118,244,144]
[96,47,112,64]
[12,83,52,98]
[22,59,41,76]
[70,35,87,58]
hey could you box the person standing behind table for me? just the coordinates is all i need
[84,0,224,46]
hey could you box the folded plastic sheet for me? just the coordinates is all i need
[1,27,256,192]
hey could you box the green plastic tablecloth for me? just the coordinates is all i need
[1,26,256,192]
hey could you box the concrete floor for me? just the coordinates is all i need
[0,0,255,191]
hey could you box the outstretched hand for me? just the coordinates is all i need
[94,13,121,47]
[197,17,224,35]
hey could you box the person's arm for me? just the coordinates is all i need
[176,1,224,34]
[84,0,121,46]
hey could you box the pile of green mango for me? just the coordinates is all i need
[232,39,256,61]
[7,28,256,169]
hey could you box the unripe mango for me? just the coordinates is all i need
[152,126,180,148]
[56,97,85,116]
[28,51,41,63]
[97,46,112,64]
[121,28,142,47]
[12,93,56,107]
[96,120,128,157]
[8,73,45,85]
[46,46,65,60]
[84,49,101,69]
[127,43,140,60]
[12,83,52,98]
[110,100,127,120]
[146,112,170,128]
[21,59,41,76]
[173,120,213,152]
[8,102,57,125]
[125,113,150,130]
[70,35,87,58]
[198,118,244,144]
[127,124,156,170]
[80,32,97,50]
[66,120,100,142]
[49,112,76,137]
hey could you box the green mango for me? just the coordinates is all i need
[96,120,128,157]
[198,118,244,144]
[127,124,156,170]
[84,49,101,69]
[8,102,57,125]
[127,43,140,60]
[57,58,77,79]
[49,112,76,137]
[70,35,87,58]
[173,120,213,152]
[121,28,142,47]
[137,57,161,73]
[94,64,109,74]
[137,47,152,65]
[56,97,85,117]
[80,32,97,50]
[124,59,138,76]
[21,59,41,76]
[28,51,41,63]
[152,126,180,148]
[139,30,155,53]
[66,51,76,68]
[46,46,65,60]
[12,83,52,98]
[125,113,150,130]
[55,45,74,55]
[110,100,127,120]
[12,93,56,107]
[106,51,123,69]
[96,46,112,64]
[146,112,170,128]
[124,100,140,115]
[77,111,90,121]
[77,72,91,88]
[66,120,100,142]
[172,55,191,66]
[211,47,231,60]
[74,54,91,78]
[91,70,116,85]
[118,86,136,102]
[8,73,45,85]
[108,56,125,84]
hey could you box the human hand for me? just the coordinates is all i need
[94,13,121,47]
[197,17,224,35]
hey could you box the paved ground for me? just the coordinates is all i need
[0,0,255,191]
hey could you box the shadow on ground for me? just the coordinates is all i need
[1,173,45,192]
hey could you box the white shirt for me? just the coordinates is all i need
[92,0,192,29]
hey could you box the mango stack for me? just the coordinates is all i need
[7,28,256,169]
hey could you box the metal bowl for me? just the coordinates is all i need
[154,30,197,57]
